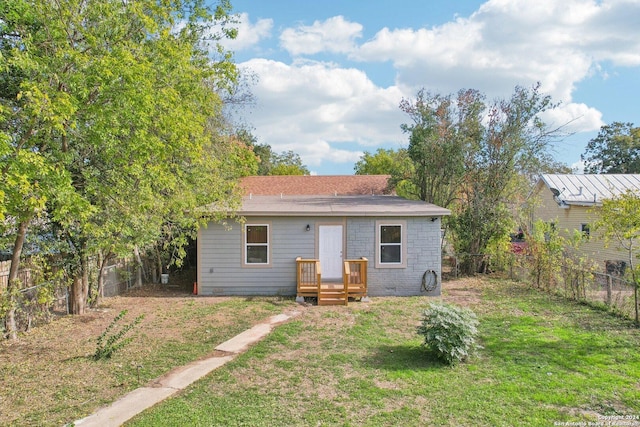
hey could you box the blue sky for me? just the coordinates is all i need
[219,0,640,175]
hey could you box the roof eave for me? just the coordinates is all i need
[236,209,451,217]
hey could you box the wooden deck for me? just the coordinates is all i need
[296,257,368,306]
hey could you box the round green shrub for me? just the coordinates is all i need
[417,302,480,365]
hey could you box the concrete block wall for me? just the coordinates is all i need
[346,217,441,297]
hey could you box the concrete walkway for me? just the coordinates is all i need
[74,311,301,427]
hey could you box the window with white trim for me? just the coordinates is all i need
[375,220,407,268]
[245,224,269,264]
[380,225,402,264]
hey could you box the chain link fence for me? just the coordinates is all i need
[2,258,140,336]
[1,281,69,335]
[443,253,638,321]
[101,261,136,297]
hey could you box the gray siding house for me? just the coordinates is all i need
[197,176,450,297]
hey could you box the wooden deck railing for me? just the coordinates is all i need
[296,256,368,305]
[344,257,368,300]
[296,257,321,298]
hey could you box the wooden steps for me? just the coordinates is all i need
[296,257,368,306]
[317,282,347,306]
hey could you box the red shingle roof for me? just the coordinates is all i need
[239,175,393,196]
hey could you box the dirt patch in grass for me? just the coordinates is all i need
[0,269,299,427]
[441,276,485,306]
[0,276,531,426]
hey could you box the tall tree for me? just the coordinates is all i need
[581,122,640,174]
[400,84,562,274]
[1,0,246,326]
[354,148,413,198]
[593,189,640,324]
[270,150,310,175]
[452,85,560,273]
[248,142,310,176]
[399,89,468,208]
[252,143,275,175]
[354,148,409,175]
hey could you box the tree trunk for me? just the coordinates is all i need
[86,257,96,308]
[91,251,111,308]
[69,258,89,315]
[4,220,30,340]
[151,262,158,284]
[156,246,163,283]
[134,246,146,287]
[632,270,639,325]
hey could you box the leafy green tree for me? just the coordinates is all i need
[270,150,310,176]
[561,229,599,301]
[526,220,564,291]
[399,89,467,208]
[1,0,247,326]
[400,84,563,274]
[451,85,559,273]
[354,148,413,198]
[233,132,309,176]
[247,142,309,176]
[354,148,408,175]
[593,189,640,324]
[250,143,275,175]
[1,0,91,335]
[581,122,640,174]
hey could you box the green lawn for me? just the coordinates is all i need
[126,279,640,427]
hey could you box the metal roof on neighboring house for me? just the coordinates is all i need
[539,174,640,205]
[239,195,451,217]
[239,175,393,196]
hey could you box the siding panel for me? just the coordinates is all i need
[199,215,443,297]
[199,217,317,296]
[347,217,441,296]
[532,182,631,270]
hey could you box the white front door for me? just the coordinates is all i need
[319,225,343,280]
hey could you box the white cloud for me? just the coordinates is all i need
[284,139,364,169]
[231,1,640,173]
[571,160,586,174]
[239,59,406,170]
[354,0,640,107]
[280,16,363,56]
[538,103,604,134]
[216,12,273,52]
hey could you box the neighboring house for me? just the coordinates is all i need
[197,175,450,297]
[530,174,640,272]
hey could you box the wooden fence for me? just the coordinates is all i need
[0,260,33,292]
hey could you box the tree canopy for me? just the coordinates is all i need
[354,148,409,176]
[581,122,640,174]
[1,0,249,326]
[246,142,310,176]
[353,148,413,198]
[593,189,640,323]
[394,84,564,273]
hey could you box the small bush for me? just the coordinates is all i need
[417,302,480,365]
[94,310,144,360]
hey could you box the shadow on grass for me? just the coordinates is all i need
[365,344,450,371]
[481,313,640,375]
[62,354,94,363]
[243,296,296,307]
